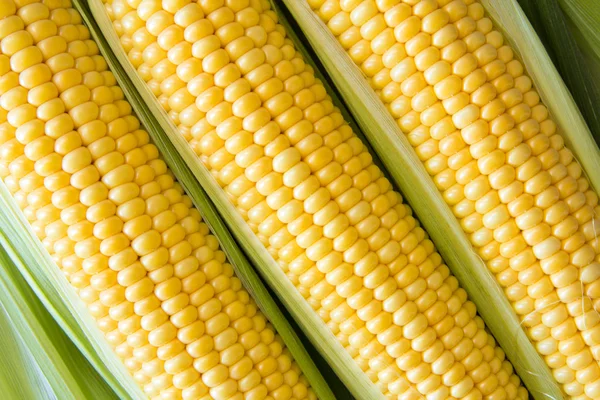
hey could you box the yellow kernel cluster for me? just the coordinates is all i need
[0,0,314,399]
[104,0,528,398]
[309,0,600,398]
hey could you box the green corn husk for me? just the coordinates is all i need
[0,232,117,400]
[517,0,600,147]
[559,0,600,87]
[85,0,382,397]
[559,0,600,65]
[279,0,600,398]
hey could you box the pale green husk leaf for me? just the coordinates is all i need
[559,0,600,63]
[559,0,600,82]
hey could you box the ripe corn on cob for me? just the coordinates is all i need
[305,0,600,398]
[101,0,531,398]
[0,1,316,399]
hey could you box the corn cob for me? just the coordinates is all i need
[0,1,316,399]
[303,0,600,398]
[98,0,533,398]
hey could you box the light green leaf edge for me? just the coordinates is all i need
[0,232,118,400]
[559,0,600,83]
[84,0,380,398]
[559,0,600,63]
[75,1,335,399]
[0,304,57,400]
[280,1,572,399]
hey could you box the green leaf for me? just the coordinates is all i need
[558,0,600,88]
[559,0,600,63]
